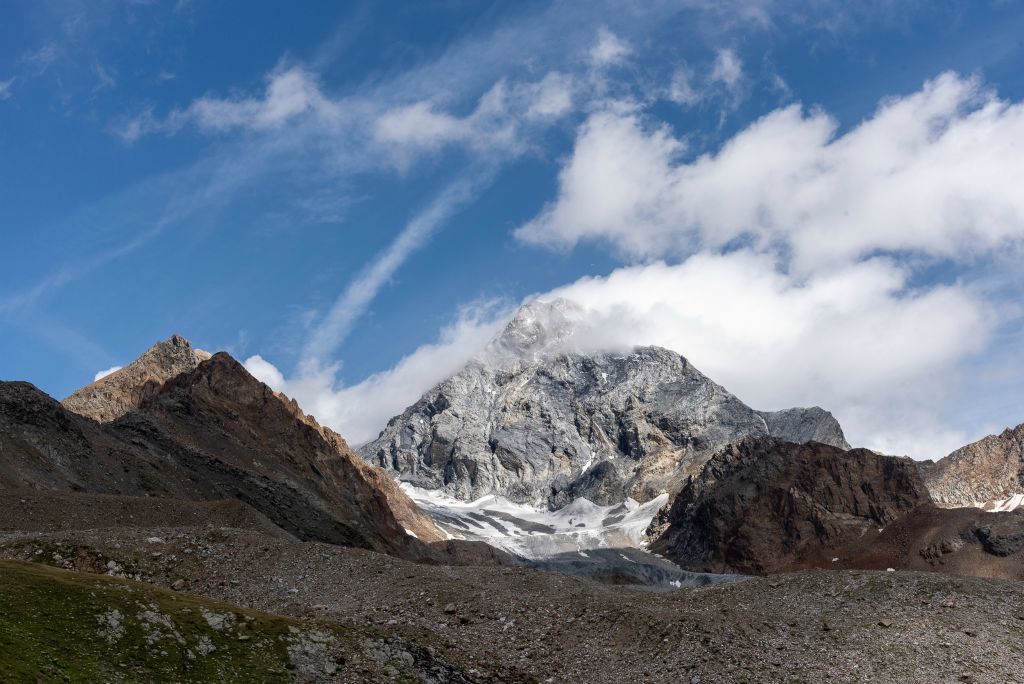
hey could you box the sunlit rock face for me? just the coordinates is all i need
[921,424,1024,512]
[361,299,849,511]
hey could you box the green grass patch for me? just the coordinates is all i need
[0,560,343,682]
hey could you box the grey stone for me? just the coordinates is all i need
[361,299,849,509]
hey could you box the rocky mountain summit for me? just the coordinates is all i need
[61,335,211,422]
[921,423,1024,511]
[361,299,849,509]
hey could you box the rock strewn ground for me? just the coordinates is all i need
[0,558,500,683]
[2,526,1022,684]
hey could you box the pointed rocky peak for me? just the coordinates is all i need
[922,422,1024,510]
[156,351,353,451]
[62,334,212,423]
[483,298,583,364]
[758,406,851,450]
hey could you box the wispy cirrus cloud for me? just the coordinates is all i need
[300,170,496,371]
[19,42,60,76]
[116,66,337,142]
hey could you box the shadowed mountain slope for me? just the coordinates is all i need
[652,437,1024,578]
[1,347,479,563]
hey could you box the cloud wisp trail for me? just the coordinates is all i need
[300,169,495,371]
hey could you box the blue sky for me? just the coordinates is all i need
[2,1,1023,458]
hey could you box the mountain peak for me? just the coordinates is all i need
[485,298,582,363]
[62,334,212,423]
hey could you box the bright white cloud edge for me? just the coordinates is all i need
[93,365,123,382]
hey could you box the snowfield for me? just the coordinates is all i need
[401,484,668,559]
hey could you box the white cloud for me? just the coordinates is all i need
[539,251,992,458]
[374,101,467,149]
[709,48,743,88]
[247,249,994,458]
[524,72,574,120]
[0,78,14,100]
[372,73,574,167]
[516,108,687,256]
[666,50,746,110]
[20,43,59,75]
[668,67,700,106]
[246,302,508,445]
[510,70,1024,458]
[118,66,336,142]
[517,73,1024,273]
[93,365,122,382]
[92,62,116,93]
[589,28,631,66]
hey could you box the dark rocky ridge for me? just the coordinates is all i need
[361,299,849,509]
[652,437,1024,578]
[1,351,507,566]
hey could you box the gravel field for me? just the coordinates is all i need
[3,526,1022,683]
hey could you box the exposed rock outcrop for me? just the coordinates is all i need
[757,407,850,449]
[360,299,849,509]
[651,438,927,575]
[920,423,1024,511]
[62,335,211,422]
[652,437,1024,578]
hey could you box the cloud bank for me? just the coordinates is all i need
[516,73,1024,273]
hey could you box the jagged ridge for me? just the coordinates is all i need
[921,423,1024,511]
[3,345,456,560]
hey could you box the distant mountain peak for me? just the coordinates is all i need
[362,308,850,510]
[62,335,211,423]
[483,298,582,364]
[922,423,1024,511]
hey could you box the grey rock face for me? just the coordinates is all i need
[757,407,850,450]
[360,299,849,509]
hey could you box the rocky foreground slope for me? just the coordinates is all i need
[361,299,848,510]
[2,527,1022,684]
[0,559,488,683]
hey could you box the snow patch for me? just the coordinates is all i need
[400,483,667,560]
[980,492,1024,512]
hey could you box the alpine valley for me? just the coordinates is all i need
[1,301,1022,682]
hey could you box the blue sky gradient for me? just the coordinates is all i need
[2,1,1023,457]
